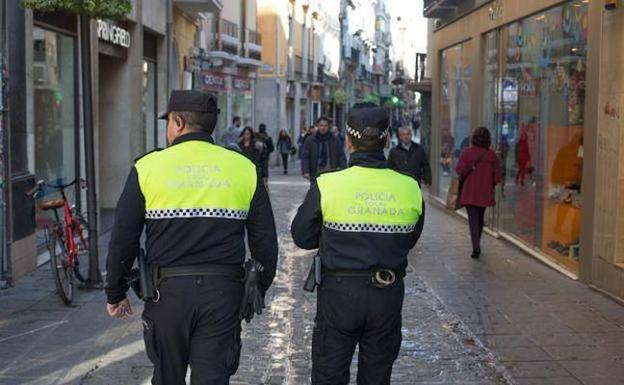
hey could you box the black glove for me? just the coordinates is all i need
[240,259,266,323]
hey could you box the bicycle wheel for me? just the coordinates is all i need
[72,216,89,283]
[49,231,74,305]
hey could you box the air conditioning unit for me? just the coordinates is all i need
[33,64,48,86]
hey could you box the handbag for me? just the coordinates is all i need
[446,150,488,211]
[446,177,463,211]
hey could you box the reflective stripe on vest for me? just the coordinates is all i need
[135,141,257,220]
[316,166,422,233]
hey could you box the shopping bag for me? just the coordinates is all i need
[446,177,463,211]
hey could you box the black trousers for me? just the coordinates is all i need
[281,153,289,171]
[312,276,404,385]
[466,205,486,253]
[142,276,243,385]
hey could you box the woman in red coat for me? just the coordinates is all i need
[455,127,502,258]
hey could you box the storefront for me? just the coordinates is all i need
[429,0,624,299]
[31,12,80,251]
[97,17,168,210]
[200,70,255,135]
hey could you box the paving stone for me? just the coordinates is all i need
[2,169,624,385]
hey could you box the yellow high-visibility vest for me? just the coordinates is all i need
[135,140,257,220]
[316,167,423,233]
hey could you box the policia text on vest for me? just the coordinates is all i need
[105,90,278,385]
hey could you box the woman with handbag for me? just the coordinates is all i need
[277,129,294,174]
[455,126,502,259]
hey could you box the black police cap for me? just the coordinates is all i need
[346,104,390,139]
[158,90,219,120]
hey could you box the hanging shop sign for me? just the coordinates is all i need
[232,76,252,92]
[202,72,228,92]
[97,20,131,48]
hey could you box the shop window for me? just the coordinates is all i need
[233,91,254,129]
[438,40,474,200]
[492,2,588,272]
[32,27,77,247]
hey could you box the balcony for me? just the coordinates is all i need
[238,29,263,68]
[307,59,314,82]
[294,55,303,80]
[423,0,462,19]
[406,53,431,93]
[316,63,325,84]
[244,29,262,60]
[219,19,240,56]
[174,0,222,15]
[197,17,241,65]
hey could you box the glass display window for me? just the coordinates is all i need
[438,40,474,200]
[32,27,78,247]
[487,1,588,272]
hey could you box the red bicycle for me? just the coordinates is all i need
[27,178,89,305]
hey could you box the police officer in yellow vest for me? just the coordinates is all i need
[291,103,425,385]
[105,90,278,385]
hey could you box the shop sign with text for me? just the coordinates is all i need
[97,20,131,48]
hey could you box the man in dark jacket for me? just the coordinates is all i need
[388,126,432,186]
[301,116,347,182]
[257,123,274,184]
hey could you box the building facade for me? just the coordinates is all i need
[190,0,263,142]
[425,0,624,300]
[0,0,220,284]
[255,0,332,145]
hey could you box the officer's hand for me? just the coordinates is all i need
[303,173,310,180]
[106,298,133,318]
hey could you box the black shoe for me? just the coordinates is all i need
[471,251,481,259]
[284,170,288,174]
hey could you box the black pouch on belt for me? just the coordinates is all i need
[240,259,266,323]
[126,249,155,302]
[304,255,322,292]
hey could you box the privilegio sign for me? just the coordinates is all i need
[97,19,131,48]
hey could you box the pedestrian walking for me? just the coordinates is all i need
[238,126,265,177]
[105,90,278,385]
[388,126,432,186]
[300,117,347,182]
[257,123,275,184]
[220,116,242,149]
[455,126,502,259]
[291,104,425,385]
[276,129,293,174]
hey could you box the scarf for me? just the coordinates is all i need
[316,131,332,168]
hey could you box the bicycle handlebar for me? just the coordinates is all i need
[25,178,86,197]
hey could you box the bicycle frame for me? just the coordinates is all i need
[50,185,86,269]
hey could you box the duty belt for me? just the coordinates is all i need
[152,263,245,302]
[324,268,405,288]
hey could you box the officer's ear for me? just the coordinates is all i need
[174,114,185,130]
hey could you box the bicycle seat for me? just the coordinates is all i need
[39,199,65,211]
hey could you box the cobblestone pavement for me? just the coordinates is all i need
[2,166,621,384]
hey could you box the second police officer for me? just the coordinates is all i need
[105,90,278,385]
[291,103,425,385]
